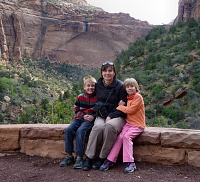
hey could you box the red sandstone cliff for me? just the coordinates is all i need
[0,0,153,67]
[175,0,200,23]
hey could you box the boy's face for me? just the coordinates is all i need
[125,84,137,95]
[84,81,95,94]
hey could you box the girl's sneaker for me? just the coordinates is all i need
[99,159,114,171]
[124,162,136,173]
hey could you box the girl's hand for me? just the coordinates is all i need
[118,100,125,106]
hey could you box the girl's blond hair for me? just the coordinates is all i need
[83,75,97,85]
[124,78,140,92]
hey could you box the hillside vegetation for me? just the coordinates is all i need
[0,18,200,129]
[0,57,88,124]
[115,18,200,129]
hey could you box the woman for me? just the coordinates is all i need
[82,61,127,171]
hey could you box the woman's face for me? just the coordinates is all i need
[102,66,115,83]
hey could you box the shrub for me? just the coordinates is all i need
[147,115,170,127]
[18,105,37,124]
[145,26,166,40]
[151,84,165,95]
[0,71,11,78]
[169,25,177,34]
[196,49,200,55]
[161,105,185,123]
[175,121,190,129]
[0,113,4,123]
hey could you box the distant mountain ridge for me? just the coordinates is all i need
[0,0,152,67]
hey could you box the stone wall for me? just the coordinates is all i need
[0,124,199,167]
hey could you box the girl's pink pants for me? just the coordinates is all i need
[107,123,144,162]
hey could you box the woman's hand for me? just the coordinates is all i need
[83,115,94,122]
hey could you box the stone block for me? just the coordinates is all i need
[20,124,69,139]
[187,150,200,167]
[134,145,186,165]
[0,125,21,151]
[135,127,161,145]
[20,138,65,159]
[161,128,200,149]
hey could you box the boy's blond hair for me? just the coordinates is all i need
[124,78,140,92]
[83,75,97,85]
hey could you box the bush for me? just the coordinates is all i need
[145,26,166,40]
[151,84,165,95]
[0,71,11,78]
[196,49,200,55]
[175,121,190,129]
[0,113,4,123]
[161,106,185,123]
[18,105,36,124]
[147,116,170,127]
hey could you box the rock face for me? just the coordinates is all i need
[175,0,200,23]
[0,0,153,67]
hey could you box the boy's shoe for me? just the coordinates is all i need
[82,158,92,171]
[59,156,74,167]
[73,158,83,169]
[92,158,105,170]
[124,162,136,174]
[99,159,114,171]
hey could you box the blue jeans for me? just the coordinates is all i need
[64,119,94,157]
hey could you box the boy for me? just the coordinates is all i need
[59,75,97,169]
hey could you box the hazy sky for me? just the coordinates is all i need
[87,0,180,25]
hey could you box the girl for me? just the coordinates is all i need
[99,78,145,173]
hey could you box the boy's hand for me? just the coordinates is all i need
[83,115,94,122]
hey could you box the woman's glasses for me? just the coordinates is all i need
[102,61,114,66]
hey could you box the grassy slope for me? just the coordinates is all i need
[114,19,200,129]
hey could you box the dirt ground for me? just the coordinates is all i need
[0,152,199,182]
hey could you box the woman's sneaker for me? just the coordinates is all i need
[92,158,105,170]
[99,159,114,171]
[59,156,74,167]
[82,158,92,171]
[124,162,136,173]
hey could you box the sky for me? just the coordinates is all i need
[86,0,180,25]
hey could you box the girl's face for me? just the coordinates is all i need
[102,66,115,83]
[84,81,95,94]
[125,84,137,95]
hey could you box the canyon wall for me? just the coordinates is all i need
[175,0,200,23]
[0,0,153,67]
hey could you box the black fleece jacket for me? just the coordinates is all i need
[95,77,127,119]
